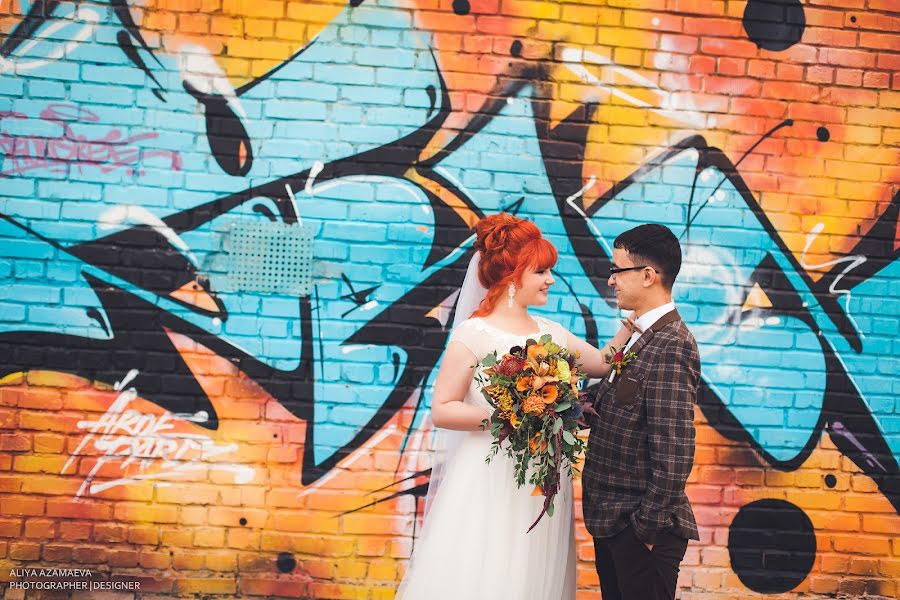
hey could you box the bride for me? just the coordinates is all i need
[396,213,636,599]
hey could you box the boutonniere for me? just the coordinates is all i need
[605,345,637,383]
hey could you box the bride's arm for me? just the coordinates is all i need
[431,341,490,431]
[565,319,638,379]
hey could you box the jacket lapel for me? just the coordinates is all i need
[625,309,681,358]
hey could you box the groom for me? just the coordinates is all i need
[583,224,701,600]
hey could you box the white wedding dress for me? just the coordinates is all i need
[396,315,576,600]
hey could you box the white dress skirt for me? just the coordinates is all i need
[395,316,576,600]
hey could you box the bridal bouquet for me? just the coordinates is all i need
[477,335,597,532]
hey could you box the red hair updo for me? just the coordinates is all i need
[469,213,558,318]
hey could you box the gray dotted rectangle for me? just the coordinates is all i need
[223,222,314,296]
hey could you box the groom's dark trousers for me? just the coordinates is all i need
[582,310,701,600]
[594,526,688,600]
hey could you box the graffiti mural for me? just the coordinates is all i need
[0,0,897,597]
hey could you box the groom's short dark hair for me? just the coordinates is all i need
[613,224,682,290]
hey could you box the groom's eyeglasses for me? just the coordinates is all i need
[609,265,648,276]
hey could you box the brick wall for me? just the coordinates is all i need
[0,0,898,598]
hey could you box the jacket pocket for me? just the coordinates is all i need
[614,373,642,408]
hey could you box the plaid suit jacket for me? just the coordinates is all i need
[582,309,701,544]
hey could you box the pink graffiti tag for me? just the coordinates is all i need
[0,103,182,177]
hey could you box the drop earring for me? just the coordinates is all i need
[507,283,516,308]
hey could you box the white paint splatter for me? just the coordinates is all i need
[0,7,99,74]
[801,222,866,337]
[99,205,200,268]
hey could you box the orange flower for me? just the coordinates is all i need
[531,484,544,496]
[529,434,548,455]
[523,394,546,416]
[510,412,521,429]
[540,384,559,404]
[516,375,534,392]
[527,343,548,363]
[532,372,559,390]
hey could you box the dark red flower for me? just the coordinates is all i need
[496,355,526,377]
[613,351,624,362]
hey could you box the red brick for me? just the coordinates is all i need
[241,578,311,598]
[9,542,40,560]
[850,12,900,32]
[877,52,900,71]
[789,102,845,123]
[0,517,22,537]
[172,551,207,570]
[810,575,841,594]
[775,62,805,81]
[0,407,17,429]
[836,68,864,86]
[94,522,127,542]
[17,411,78,432]
[660,34,697,54]
[783,43,820,64]
[807,65,834,84]
[113,502,177,523]
[46,498,111,520]
[717,57,745,76]
[831,87,879,107]
[762,81,820,102]
[23,518,54,538]
[805,7,847,28]
[0,495,45,516]
[863,71,891,89]
[832,534,892,555]
[704,75,757,96]
[42,544,73,562]
[18,383,66,407]
[176,577,238,594]
[879,91,900,109]
[32,433,65,453]
[689,56,716,74]
[622,10,682,32]
[72,545,108,563]
[0,434,30,451]
[747,59,776,78]
[700,37,759,59]
[109,549,140,567]
[862,514,900,534]
[666,0,727,16]
[822,47,877,69]
[139,550,172,569]
[804,27,858,48]
[58,520,92,540]
[859,32,900,51]
[730,97,788,118]
[683,16,742,37]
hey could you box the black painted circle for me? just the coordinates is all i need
[824,474,837,488]
[743,0,806,51]
[239,517,248,526]
[728,499,816,593]
[276,552,296,573]
[511,40,523,57]
[850,16,857,23]
[816,126,830,142]
[452,0,470,16]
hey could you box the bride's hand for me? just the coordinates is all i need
[620,313,643,335]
